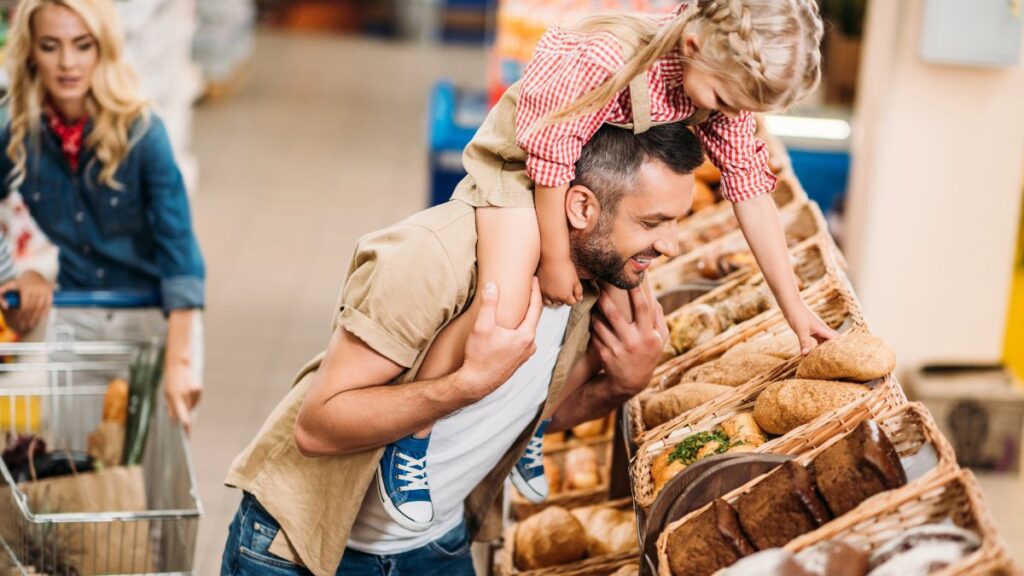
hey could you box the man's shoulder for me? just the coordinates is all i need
[356,200,477,269]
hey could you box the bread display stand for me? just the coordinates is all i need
[652,401,960,574]
[783,469,1014,576]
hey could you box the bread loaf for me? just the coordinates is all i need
[720,413,766,448]
[754,379,871,435]
[544,456,562,496]
[796,332,895,382]
[643,383,733,428]
[652,450,687,496]
[565,446,600,491]
[813,420,906,516]
[666,499,755,576]
[570,506,638,557]
[572,416,607,439]
[514,506,588,569]
[724,332,801,360]
[681,354,786,387]
[669,304,721,354]
[734,461,832,550]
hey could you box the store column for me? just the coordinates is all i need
[843,0,1024,374]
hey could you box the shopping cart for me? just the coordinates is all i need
[0,291,202,575]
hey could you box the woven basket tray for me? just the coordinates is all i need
[783,468,1017,576]
[511,439,613,521]
[676,178,807,255]
[650,200,828,293]
[632,373,908,511]
[654,401,959,575]
[631,254,854,443]
[653,235,844,372]
[499,499,639,576]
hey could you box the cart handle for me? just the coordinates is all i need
[3,289,162,309]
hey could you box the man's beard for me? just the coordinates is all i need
[570,218,654,290]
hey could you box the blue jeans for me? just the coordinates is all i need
[221,492,476,576]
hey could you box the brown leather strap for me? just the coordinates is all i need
[628,73,653,134]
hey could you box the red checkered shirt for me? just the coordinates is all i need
[514,15,776,203]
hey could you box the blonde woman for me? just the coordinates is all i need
[375,0,836,531]
[0,0,205,433]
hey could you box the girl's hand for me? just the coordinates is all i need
[784,302,839,355]
[537,254,582,306]
[0,271,54,332]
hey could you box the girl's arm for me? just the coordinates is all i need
[733,194,837,353]
[535,183,582,305]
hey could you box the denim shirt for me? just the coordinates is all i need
[0,112,205,312]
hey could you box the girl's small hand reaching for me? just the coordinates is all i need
[537,254,582,307]
[785,302,839,355]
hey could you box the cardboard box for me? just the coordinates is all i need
[907,365,1024,473]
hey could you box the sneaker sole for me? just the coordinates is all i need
[375,468,433,532]
[509,467,547,504]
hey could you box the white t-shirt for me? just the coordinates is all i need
[347,305,572,554]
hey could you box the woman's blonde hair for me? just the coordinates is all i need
[3,0,148,191]
[545,0,823,126]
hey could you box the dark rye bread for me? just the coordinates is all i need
[667,499,755,576]
[813,420,907,516]
[734,461,832,550]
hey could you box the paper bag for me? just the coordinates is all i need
[0,465,150,575]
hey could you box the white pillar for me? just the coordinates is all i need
[844,0,1024,371]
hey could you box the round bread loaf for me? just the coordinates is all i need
[753,379,871,435]
[682,354,786,387]
[514,506,588,569]
[796,332,895,382]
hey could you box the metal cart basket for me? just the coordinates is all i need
[0,291,202,575]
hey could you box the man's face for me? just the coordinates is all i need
[570,160,694,289]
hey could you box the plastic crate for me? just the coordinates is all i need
[427,81,488,206]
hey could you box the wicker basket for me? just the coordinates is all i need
[675,178,807,255]
[783,468,1017,576]
[511,439,613,520]
[499,499,639,576]
[632,373,909,510]
[544,414,616,452]
[650,200,828,294]
[654,401,962,575]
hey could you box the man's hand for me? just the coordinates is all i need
[457,279,544,401]
[164,360,202,436]
[0,271,54,332]
[591,280,668,395]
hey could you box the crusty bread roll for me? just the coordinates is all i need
[724,332,801,360]
[572,416,607,439]
[565,446,600,491]
[720,413,766,448]
[668,304,721,354]
[681,354,786,387]
[753,379,871,435]
[570,506,638,557]
[652,450,687,496]
[643,383,733,428]
[796,331,895,382]
[514,507,588,569]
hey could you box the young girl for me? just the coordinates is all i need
[376,0,835,531]
[0,0,206,433]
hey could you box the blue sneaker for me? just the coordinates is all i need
[376,435,433,532]
[510,419,550,503]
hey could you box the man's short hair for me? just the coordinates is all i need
[572,123,705,213]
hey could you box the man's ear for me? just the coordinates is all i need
[566,184,600,231]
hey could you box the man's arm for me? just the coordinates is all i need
[549,281,668,431]
[295,281,544,457]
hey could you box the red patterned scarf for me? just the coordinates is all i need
[46,107,88,172]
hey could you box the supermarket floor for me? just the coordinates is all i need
[186,31,1024,572]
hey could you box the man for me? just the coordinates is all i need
[220,121,703,576]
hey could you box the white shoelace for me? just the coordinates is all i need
[523,435,544,470]
[396,453,429,492]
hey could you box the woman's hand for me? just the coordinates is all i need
[164,360,202,436]
[0,271,54,332]
[784,302,839,354]
[537,253,582,307]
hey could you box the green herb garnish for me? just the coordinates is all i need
[668,429,748,465]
